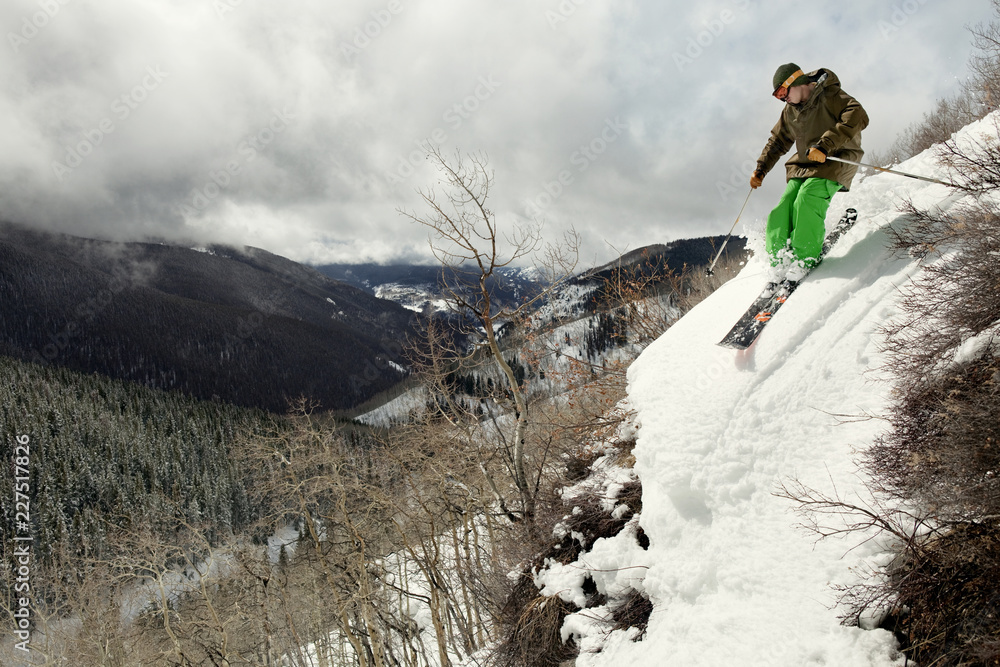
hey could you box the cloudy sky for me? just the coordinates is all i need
[1,0,994,268]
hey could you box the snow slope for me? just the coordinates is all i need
[578,117,993,666]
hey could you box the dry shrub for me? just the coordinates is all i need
[560,480,642,555]
[867,353,1000,520]
[854,115,1000,665]
[614,435,637,457]
[880,200,1000,374]
[492,454,644,666]
[493,579,580,667]
[877,192,1000,519]
[937,116,1000,195]
[565,448,605,483]
[540,482,642,570]
[610,589,654,640]
[863,350,1000,665]
[617,479,643,517]
[888,523,1000,665]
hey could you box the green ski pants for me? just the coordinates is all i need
[766,177,842,267]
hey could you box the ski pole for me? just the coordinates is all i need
[706,187,752,277]
[825,155,963,189]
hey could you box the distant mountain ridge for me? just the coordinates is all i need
[315,262,544,313]
[574,235,748,285]
[569,235,748,312]
[0,223,415,412]
[316,236,745,315]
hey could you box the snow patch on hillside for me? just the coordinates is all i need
[356,385,428,427]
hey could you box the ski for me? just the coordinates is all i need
[718,208,858,350]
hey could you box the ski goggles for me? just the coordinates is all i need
[773,69,805,101]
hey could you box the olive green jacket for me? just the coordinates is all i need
[756,68,869,191]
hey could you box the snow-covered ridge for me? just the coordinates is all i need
[554,114,999,666]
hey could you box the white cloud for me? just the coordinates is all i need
[0,0,992,266]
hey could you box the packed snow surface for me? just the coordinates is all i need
[581,116,994,666]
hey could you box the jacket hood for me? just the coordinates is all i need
[800,68,841,107]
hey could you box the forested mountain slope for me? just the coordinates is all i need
[0,223,414,411]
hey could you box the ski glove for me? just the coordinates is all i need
[807,146,826,163]
[750,170,765,189]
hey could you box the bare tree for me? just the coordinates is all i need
[970,0,1000,109]
[248,407,397,667]
[399,148,580,528]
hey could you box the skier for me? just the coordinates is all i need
[750,64,868,283]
